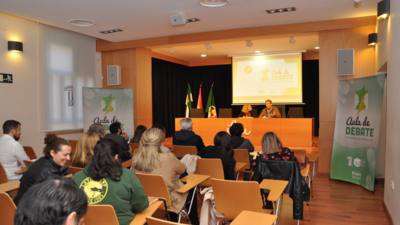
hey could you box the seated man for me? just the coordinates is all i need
[0,120,30,181]
[14,175,87,225]
[258,99,282,118]
[173,118,206,152]
[104,122,131,162]
[87,123,106,138]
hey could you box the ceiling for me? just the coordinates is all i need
[0,0,380,61]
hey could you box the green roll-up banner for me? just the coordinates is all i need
[330,75,386,191]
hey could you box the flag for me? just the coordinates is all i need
[185,84,193,117]
[205,83,217,118]
[197,83,203,109]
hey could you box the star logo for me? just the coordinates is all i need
[101,94,116,115]
[355,86,368,115]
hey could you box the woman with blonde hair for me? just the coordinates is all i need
[70,131,99,167]
[238,104,256,118]
[131,128,199,225]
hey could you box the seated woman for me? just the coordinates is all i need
[131,128,199,225]
[72,139,149,225]
[197,131,236,180]
[70,131,99,167]
[238,104,256,118]
[130,125,147,143]
[14,133,72,206]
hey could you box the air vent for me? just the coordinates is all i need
[266,7,296,14]
[69,19,95,26]
[100,29,123,34]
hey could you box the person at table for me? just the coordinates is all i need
[0,120,30,181]
[14,175,88,225]
[258,99,282,118]
[72,139,149,225]
[173,117,206,152]
[70,131,99,168]
[104,122,131,162]
[238,104,257,118]
[130,125,147,143]
[14,133,71,205]
[197,131,236,180]
[131,128,199,225]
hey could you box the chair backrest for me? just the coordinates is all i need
[84,204,119,225]
[0,192,17,225]
[292,149,307,163]
[122,158,133,168]
[191,109,204,118]
[68,166,84,176]
[68,140,78,155]
[146,216,180,225]
[23,146,37,159]
[219,108,232,118]
[172,145,197,157]
[233,149,250,172]
[133,148,139,156]
[0,163,9,184]
[195,158,224,187]
[288,107,304,118]
[211,178,263,220]
[23,160,34,168]
[129,143,140,151]
[135,174,171,206]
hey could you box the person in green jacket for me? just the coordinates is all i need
[72,139,149,225]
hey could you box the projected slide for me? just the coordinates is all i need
[232,53,303,104]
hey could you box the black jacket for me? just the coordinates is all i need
[14,157,63,206]
[197,146,236,181]
[251,159,310,220]
[173,130,206,152]
[103,134,131,162]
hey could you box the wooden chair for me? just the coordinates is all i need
[211,178,272,223]
[23,160,34,168]
[68,140,78,155]
[146,216,180,225]
[0,163,20,194]
[23,146,37,159]
[194,158,224,187]
[292,149,312,205]
[136,174,191,223]
[0,192,17,225]
[84,204,119,225]
[122,158,133,168]
[233,149,252,180]
[172,145,197,157]
[130,143,140,151]
[0,163,9,185]
[68,166,83,176]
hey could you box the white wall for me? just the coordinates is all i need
[384,0,400,223]
[0,13,101,157]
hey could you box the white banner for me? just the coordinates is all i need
[82,88,134,139]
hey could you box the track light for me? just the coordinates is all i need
[289,37,296,44]
[205,44,212,50]
[168,47,175,53]
[246,40,253,47]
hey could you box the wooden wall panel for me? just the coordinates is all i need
[151,52,190,66]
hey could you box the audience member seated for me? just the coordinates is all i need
[14,175,87,225]
[104,122,131,162]
[72,139,149,225]
[88,123,106,138]
[258,99,282,118]
[197,131,236,180]
[152,123,171,153]
[230,123,254,153]
[130,125,147,143]
[0,120,30,181]
[237,104,257,118]
[131,128,199,225]
[173,118,205,152]
[14,133,71,205]
[70,131,99,168]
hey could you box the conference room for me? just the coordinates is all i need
[0,0,398,224]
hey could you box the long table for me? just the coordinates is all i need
[175,118,313,147]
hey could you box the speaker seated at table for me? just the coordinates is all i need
[191,109,205,118]
[287,107,304,118]
[219,108,232,118]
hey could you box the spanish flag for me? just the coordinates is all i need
[197,83,203,109]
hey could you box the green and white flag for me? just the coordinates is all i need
[185,84,193,117]
[205,83,217,118]
[330,75,386,191]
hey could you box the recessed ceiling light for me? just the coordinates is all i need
[69,19,95,27]
[186,18,200,23]
[315,46,320,49]
[100,29,123,34]
[255,51,261,53]
[266,7,296,14]
[198,0,229,7]
[201,54,207,57]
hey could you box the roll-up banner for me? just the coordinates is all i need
[330,75,386,191]
[82,88,134,139]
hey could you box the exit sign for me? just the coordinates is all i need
[0,73,13,84]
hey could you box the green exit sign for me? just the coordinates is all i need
[0,73,13,84]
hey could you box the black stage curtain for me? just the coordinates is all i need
[152,58,319,137]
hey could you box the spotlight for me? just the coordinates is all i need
[168,47,175,53]
[354,0,362,8]
[205,44,212,50]
[315,46,320,49]
[368,33,378,46]
[255,51,261,53]
[246,40,253,47]
[289,37,296,44]
[201,54,207,57]
[377,0,390,20]
[8,41,23,52]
